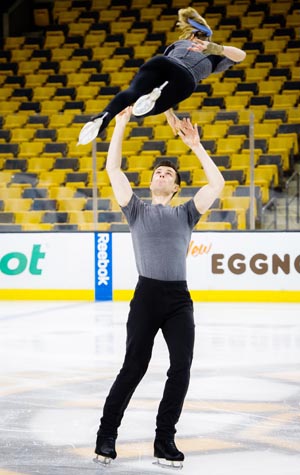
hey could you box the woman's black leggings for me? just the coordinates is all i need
[97,276,195,442]
[103,56,196,120]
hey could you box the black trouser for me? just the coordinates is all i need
[97,275,195,441]
[103,56,196,120]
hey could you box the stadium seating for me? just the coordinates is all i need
[0,0,298,231]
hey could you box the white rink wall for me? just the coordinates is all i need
[0,232,299,302]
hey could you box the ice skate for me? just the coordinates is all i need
[93,436,117,466]
[152,438,184,470]
[77,112,110,145]
[132,81,169,116]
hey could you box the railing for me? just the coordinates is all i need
[261,197,278,230]
[285,171,300,230]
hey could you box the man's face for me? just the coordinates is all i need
[150,166,179,195]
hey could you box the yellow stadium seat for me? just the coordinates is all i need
[33,86,56,101]
[264,39,287,54]
[44,34,65,49]
[192,169,208,186]
[139,170,153,186]
[153,125,175,140]
[272,94,298,109]
[40,100,64,114]
[211,82,236,97]
[126,155,154,172]
[0,188,22,199]
[10,49,32,61]
[48,113,74,128]
[121,140,143,156]
[0,87,13,100]
[245,67,269,82]
[60,60,82,74]
[110,21,133,34]
[57,198,86,212]
[25,74,47,87]
[4,198,32,212]
[76,85,99,100]
[18,60,40,75]
[51,47,73,61]
[202,123,228,140]
[253,123,277,139]
[190,110,215,124]
[4,36,25,49]
[225,96,249,110]
[125,32,147,47]
[101,58,125,73]
[84,98,110,114]
[110,71,135,87]
[0,102,20,115]
[216,138,243,155]
[68,142,92,157]
[19,142,44,158]
[27,158,54,172]
[68,22,90,37]
[14,211,44,224]
[268,137,295,171]
[48,186,74,199]
[57,10,80,24]
[140,7,162,21]
[142,115,167,126]
[93,46,115,60]
[67,72,90,87]
[38,171,66,187]
[179,155,201,171]
[194,221,231,231]
[277,52,300,67]
[3,114,27,129]
[258,80,283,96]
[166,139,190,155]
[252,28,273,41]
[84,32,106,48]
[177,96,203,111]
[56,128,79,142]
[10,128,35,143]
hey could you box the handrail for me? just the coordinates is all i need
[261,197,277,230]
[285,171,300,230]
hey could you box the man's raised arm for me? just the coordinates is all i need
[177,118,225,214]
[105,107,133,207]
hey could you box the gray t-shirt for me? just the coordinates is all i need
[121,193,201,281]
[164,39,237,86]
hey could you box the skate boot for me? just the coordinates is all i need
[132,81,169,116]
[77,111,111,145]
[93,436,117,466]
[153,438,184,470]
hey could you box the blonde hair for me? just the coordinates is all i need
[176,7,211,40]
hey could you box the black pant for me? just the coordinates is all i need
[98,276,195,441]
[103,56,196,120]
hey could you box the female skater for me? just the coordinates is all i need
[78,7,246,144]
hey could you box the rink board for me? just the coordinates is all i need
[0,232,299,302]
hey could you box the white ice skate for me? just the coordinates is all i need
[153,458,183,470]
[153,439,184,470]
[132,81,169,116]
[77,112,109,145]
[93,454,113,466]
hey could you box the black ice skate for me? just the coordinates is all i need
[77,111,110,145]
[153,438,184,470]
[93,436,117,466]
[132,81,169,116]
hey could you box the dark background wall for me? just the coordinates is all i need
[0,0,35,37]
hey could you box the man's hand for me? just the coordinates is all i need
[177,118,200,150]
[165,109,182,135]
[115,106,132,127]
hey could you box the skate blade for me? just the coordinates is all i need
[132,81,169,116]
[93,454,112,466]
[153,458,183,470]
[77,115,106,145]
